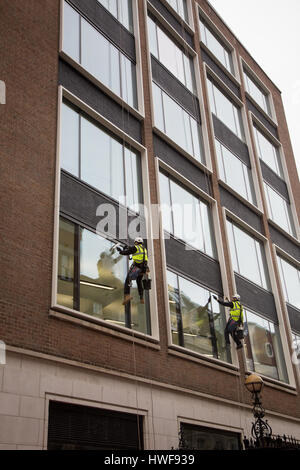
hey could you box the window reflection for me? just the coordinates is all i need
[97,0,133,33]
[254,127,283,177]
[244,70,271,116]
[244,309,288,382]
[61,102,143,211]
[227,220,270,290]
[57,219,75,309]
[57,218,151,334]
[159,172,216,258]
[63,1,137,108]
[215,139,256,205]
[152,82,204,163]
[167,270,230,363]
[277,256,300,310]
[208,80,244,140]
[148,16,195,93]
[264,182,295,236]
[199,18,234,75]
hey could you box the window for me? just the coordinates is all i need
[152,82,204,162]
[97,0,133,33]
[244,308,288,382]
[215,139,256,205]
[277,256,300,310]
[292,332,300,371]
[60,102,143,212]
[207,79,244,140]
[180,423,241,450]
[227,220,270,290]
[159,172,216,257]
[243,69,271,116]
[63,1,137,108]
[48,401,143,450]
[199,17,234,75]
[253,126,283,177]
[167,270,230,363]
[148,16,195,92]
[57,218,151,334]
[264,182,295,236]
[165,0,189,23]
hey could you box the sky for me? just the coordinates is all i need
[207,0,300,180]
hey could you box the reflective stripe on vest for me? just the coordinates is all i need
[132,245,148,264]
[230,301,243,322]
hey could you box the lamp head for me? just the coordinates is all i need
[245,374,264,394]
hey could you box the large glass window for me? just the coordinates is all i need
[159,172,216,257]
[264,182,295,236]
[277,256,300,310]
[167,270,230,363]
[63,1,137,108]
[180,423,241,450]
[97,0,133,33]
[57,218,151,334]
[215,139,256,205]
[207,79,244,140]
[165,0,189,23]
[199,18,234,75]
[60,102,143,211]
[152,82,204,162]
[227,220,270,290]
[244,309,288,382]
[148,16,195,92]
[253,127,283,177]
[243,69,271,116]
[292,332,300,371]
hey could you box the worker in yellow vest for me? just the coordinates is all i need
[213,294,244,349]
[117,237,148,305]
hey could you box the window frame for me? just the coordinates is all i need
[96,0,134,33]
[166,268,232,364]
[158,169,217,258]
[52,86,159,341]
[206,73,245,141]
[263,180,295,238]
[241,58,277,124]
[276,253,300,312]
[198,6,240,82]
[152,81,205,164]
[60,0,143,118]
[243,306,289,383]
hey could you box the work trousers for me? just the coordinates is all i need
[124,263,145,298]
[225,318,242,347]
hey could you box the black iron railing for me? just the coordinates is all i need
[243,434,300,450]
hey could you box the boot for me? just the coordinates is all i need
[122,294,132,305]
[140,297,145,304]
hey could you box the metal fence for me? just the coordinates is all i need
[243,434,300,450]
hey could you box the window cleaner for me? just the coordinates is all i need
[213,293,244,349]
[117,238,150,305]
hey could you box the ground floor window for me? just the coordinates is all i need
[179,423,241,450]
[48,401,143,450]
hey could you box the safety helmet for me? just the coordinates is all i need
[134,237,144,244]
[233,293,240,300]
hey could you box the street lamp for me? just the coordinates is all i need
[244,374,272,441]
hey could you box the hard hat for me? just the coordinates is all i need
[134,237,143,244]
[233,293,240,300]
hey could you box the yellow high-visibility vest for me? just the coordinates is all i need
[230,301,243,323]
[132,245,148,264]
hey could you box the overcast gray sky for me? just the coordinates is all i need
[207,0,300,180]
